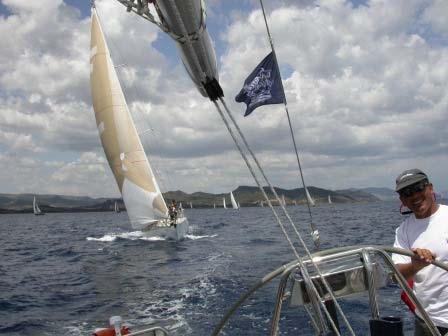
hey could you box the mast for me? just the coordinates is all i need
[90,9,168,230]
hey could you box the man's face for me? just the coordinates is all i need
[399,180,436,219]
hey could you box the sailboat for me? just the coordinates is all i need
[281,194,286,206]
[33,196,44,216]
[230,191,239,210]
[223,197,227,209]
[114,201,121,213]
[89,9,188,240]
[305,187,316,207]
[328,195,332,204]
[190,202,193,209]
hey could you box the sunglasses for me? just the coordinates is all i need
[399,181,429,198]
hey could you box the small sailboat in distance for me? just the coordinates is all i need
[223,197,227,209]
[114,201,121,213]
[305,187,316,207]
[33,196,44,216]
[90,9,188,240]
[230,191,239,210]
[328,195,332,204]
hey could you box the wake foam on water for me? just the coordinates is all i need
[185,234,217,240]
[86,231,166,242]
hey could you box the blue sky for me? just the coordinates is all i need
[0,0,447,197]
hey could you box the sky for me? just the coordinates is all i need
[0,0,447,198]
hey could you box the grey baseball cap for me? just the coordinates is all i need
[395,169,428,192]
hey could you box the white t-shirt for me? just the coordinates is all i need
[392,204,448,327]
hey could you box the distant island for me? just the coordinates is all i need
[0,186,403,214]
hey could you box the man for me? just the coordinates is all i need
[392,169,448,335]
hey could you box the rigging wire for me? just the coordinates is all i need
[258,0,319,249]
[213,101,338,334]
[216,98,354,335]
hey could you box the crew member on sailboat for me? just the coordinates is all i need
[392,169,448,335]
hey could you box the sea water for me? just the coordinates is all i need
[1,201,446,335]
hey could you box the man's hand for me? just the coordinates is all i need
[411,248,436,273]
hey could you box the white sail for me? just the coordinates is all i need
[281,194,286,206]
[114,201,120,213]
[90,10,169,230]
[230,191,238,209]
[223,197,227,209]
[190,202,193,209]
[213,203,216,209]
[305,188,316,207]
[328,195,332,204]
[33,196,43,215]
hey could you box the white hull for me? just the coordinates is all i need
[142,216,189,240]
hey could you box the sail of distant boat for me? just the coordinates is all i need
[114,201,121,213]
[89,9,187,238]
[230,191,239,209]
[281,194,286,206]
[305,187,316,207]
[33,196,44,215]
[223,197,227,209]
[328,195,332,204]
[190,202,193,209]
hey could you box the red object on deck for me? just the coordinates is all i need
[400,279,416,313]
[92,326,131,336]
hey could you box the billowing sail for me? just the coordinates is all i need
[305,188,316,207]
[230,191,238,209]
[90,9,168,230]
[223,197,227,209]
[115,0,221,99]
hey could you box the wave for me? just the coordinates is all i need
[86,231,166,242]
[185,234,217,240]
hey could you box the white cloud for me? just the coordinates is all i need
[422,0,448,37]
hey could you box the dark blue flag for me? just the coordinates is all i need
[235,52,285,116]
